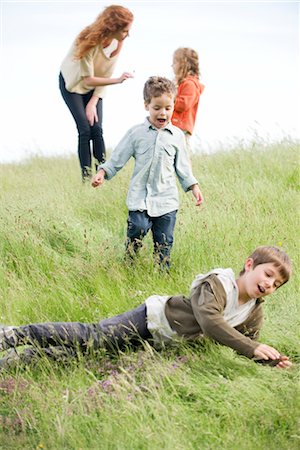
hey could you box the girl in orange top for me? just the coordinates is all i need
[171,48,205,151]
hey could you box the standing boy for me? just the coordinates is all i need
[0,246,292,369]
[91,76,204,268]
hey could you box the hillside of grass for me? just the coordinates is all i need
[0,140,299,449]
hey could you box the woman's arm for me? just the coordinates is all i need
[83,72,133,87]
[84,73,133,125]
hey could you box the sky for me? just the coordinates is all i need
[0,1,299,163]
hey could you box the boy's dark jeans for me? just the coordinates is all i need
[11,304,151,356]
[126,210,177,268]
[59,72,106,178]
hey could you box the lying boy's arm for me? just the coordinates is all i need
[191,282,258,358]
[190,279,291,367]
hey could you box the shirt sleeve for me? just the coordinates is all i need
[174,79,199,113]
[235,305,264,341]
[190,280,260,358]
[98,128,135,180]
[93,86,108,98]
[173,132,198,191]
[83,49,118,98]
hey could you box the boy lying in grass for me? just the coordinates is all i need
[0,246,292,369]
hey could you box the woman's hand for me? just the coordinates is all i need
[86,97,99,126]
[117,72,134,83]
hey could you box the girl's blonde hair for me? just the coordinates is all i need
[74,5,133,59]
[173,47,200,85]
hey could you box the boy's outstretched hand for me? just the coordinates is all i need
[254,343,292,369]
[275,355,292,369]
[91,169,105,187]
[191,184,204,206]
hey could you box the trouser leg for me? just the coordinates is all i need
[151,210,177,268]
[15,322,101,352]
[91,98,106,167]
[98,303,151,350]
[3,304,151,353]
[0,346,78,370]
[59,72,93,179]
[126,211,152,257]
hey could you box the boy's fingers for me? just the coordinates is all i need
[276,360,292,369]
[194,192,203,206]
[91,175,104,187]
[254,344,280,360]
[265,351,281,360]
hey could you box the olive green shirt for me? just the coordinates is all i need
[165,273,264,358]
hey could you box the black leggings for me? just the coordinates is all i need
[14,304,151,355]
[59,72,106,178]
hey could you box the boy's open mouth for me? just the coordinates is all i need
[258,285,265,294]
[157,118,166,123]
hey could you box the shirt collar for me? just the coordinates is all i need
[144,118,174,134]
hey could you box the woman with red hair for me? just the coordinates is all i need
[59,5,134,180]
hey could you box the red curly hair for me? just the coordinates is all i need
[74,5,133,59]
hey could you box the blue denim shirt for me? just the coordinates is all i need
[99,119,198,217]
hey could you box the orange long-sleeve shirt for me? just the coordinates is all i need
[172,76,205,135]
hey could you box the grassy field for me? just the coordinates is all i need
[0,140,299,449]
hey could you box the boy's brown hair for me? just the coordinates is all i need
[143,76,177,104]
[240,246,292,285]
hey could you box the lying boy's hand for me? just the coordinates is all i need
[254,343,281,360]
[254,354,292,369]
[254,344,292,369]
[91,169,105,187]
[275,355,292,369]
[191,184,204,206]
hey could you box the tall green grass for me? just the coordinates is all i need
[0,139,299,449]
